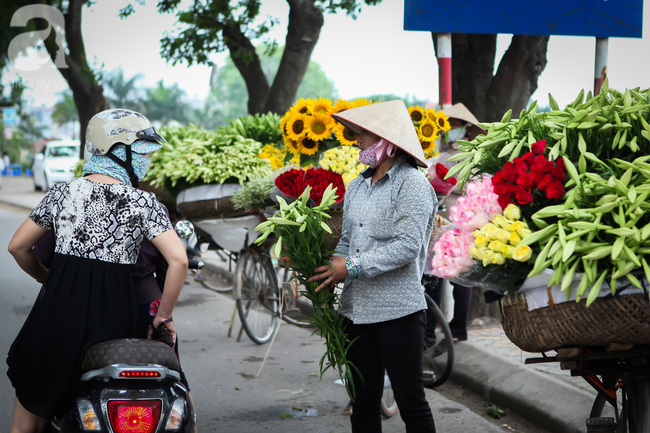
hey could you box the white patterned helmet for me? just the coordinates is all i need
[85,109,166,156]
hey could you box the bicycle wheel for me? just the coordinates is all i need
[422,292,454,388]
[276,265,312,328]
[235,249,280,345]
[629,379,650,433]
[380,373,398,418]
[195,262,233,293]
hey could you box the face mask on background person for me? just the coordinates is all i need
[446,125,468,144]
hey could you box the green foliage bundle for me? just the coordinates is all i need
[231,173,276,212]
[146,113,283,195]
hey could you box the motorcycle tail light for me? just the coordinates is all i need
[164,398,186,431]
[107,400,161,433]
[118,371,161,378]
[76,399,101,431]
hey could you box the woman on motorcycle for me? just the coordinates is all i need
[6,109,189,433]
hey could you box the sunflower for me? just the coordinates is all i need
[286,112,309,140]
[280,111,291,136]
[423,145,439,160]
[350,98,374,109]
[332,99,351,114]
[290,98,311,115]
[434,111,451,132]
[418,118,439,143]
[283,135,302,155]
[311,97,333,116]
[306,113,333,141]
[408,105,425,123]
[298,136,321,156]
[332,122,358,146]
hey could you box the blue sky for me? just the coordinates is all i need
[4,0,650,115]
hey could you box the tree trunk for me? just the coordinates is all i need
[485,35,549,122]
[433,33,549,123]
[265,0,323,114]
[222,22,270,115]
[43,0,108,158]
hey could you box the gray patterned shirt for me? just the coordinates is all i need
[336,155,437,324]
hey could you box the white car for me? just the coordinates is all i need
[33,140,81,191]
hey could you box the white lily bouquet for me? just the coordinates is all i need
[254,184,360,400]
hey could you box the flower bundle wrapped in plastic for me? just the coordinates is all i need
[429,175,537,294]
[426,163,457,200]
[272,166,345,207]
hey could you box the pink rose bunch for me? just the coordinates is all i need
[449,175,502,232]
[430,175,502,279]
[430,228,476,279]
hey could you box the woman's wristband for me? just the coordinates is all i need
[345,255,365,279]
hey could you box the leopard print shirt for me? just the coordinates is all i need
[30,177,172,264]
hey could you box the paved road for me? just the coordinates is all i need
[0,200,504,432]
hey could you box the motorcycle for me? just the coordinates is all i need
[48,220,202,433]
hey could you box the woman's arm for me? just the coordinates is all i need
[8,218,50,283]
[149,229,189,340]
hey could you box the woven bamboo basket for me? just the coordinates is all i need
[499,292,650,353]
[325,209,344,250]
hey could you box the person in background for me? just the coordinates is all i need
[309,100,437,432]
[3,152,10,174]
[425,103,486,348]
[0,154,4,185]
[6,109,188,433]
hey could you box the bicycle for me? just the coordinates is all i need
[185,224,236,293]
[233,243,313,345]
[525,345,650,432]
[422,276,456,388]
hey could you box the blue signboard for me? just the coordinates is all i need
[404,0,643,38]
[2,107,17,126]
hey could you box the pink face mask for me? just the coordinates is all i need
[359,138,396,168]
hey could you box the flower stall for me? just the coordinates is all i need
[428,82,650,352]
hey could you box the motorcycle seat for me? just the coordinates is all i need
[80,338,181,372]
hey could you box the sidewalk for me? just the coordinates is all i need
[0,175,596,433]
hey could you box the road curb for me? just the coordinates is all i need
[451,341,593,433]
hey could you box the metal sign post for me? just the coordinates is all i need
[594,38,609,95]
[437,33,452,109]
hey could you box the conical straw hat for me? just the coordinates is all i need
[444,102,480,126]
[445,102,486,139]
[332,100,427,168]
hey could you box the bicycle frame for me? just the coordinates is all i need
[525,345,650,432]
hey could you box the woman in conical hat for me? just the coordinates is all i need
[309,100,437,432]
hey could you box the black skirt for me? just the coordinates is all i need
[6,253,138,418]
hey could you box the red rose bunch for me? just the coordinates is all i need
[304,167,345,205]
[428,163,458,196]
[491,139,567,209]
[275,168,305,198]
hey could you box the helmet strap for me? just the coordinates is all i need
[106,146,140,187]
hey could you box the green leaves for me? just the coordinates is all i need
[147,121,275,195]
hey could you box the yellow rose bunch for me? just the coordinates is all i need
[319,146,364,187]
[470,204,534,266]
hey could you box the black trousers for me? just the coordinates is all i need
[345,311,436,433]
